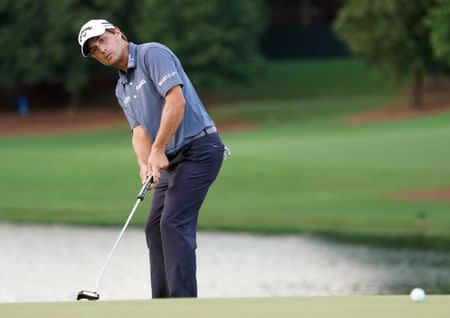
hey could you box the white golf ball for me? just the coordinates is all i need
[410,288,425,302]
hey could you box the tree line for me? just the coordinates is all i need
[0,0,266,108]
[2,1,450,109]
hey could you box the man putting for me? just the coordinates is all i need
[78,19,226,298]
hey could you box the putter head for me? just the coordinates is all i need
[77,290,100,301]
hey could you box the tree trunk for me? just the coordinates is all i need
[300,0,313,26]
[412,69,423,109]
[66,91,80,114]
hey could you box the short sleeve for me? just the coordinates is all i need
[144,45,184,97]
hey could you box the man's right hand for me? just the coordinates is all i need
[147,146,169,184]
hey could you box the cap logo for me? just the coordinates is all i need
[79,26,93,43]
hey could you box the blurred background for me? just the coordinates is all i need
[1,0,450,302]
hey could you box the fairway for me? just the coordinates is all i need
[1,296,449,318]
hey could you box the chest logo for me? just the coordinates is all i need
[136,79,146,90]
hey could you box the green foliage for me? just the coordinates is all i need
[0,0,266,97]
[333,0,440,79]
[133,0,267,88]
[1,1,70,91]
[0,0,123,94]
[427,0,450,64]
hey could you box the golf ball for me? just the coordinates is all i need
[410,288,425,302]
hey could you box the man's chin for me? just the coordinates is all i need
[102,59,117,67]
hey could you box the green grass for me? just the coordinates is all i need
[1,58,448,248]
[210,95,389,124]
[1,296,449,318]
[1,95,450,248]
[201,58,400,102]
[203,112,450,247]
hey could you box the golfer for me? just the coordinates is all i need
[78,19,226,298]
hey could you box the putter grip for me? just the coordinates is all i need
[137,176,154,200]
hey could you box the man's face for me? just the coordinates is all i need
[87,29,124,66]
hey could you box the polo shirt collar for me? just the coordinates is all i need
[119,42,137,84]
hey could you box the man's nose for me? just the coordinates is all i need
[96,44,106,54]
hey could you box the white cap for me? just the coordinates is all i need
[78,19,115,57]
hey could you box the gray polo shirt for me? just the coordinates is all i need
[115,42,214,155]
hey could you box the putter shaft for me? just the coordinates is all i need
[78,176,153,299]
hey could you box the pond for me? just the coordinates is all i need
[0,223,449,302]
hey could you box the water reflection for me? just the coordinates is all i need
[0,223,449,302]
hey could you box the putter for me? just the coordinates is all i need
[77,175,154,301]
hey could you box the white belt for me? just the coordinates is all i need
[167,126,218,158]
[191,126,217,142]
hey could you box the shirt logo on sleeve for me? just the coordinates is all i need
[124,96,130,105]
[158,72,177,87]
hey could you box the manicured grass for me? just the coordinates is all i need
[0,58,447,247]
[1,95,450,248]
[203,112,450,248]
[1,296,449,318]
[210,95,389,124]
[201,58,399,102]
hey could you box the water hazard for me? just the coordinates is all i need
[0,223,449,302]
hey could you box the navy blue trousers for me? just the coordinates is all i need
[144,132,224,298]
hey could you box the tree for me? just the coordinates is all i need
[0,0,126,110]
[133,0,267,88]
[334,0,442,108]
[0,0,267,111]
[427,0,450,64]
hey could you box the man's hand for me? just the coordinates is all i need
[132,125,152,184]
[147,147,169,184]
[139,164,149,184]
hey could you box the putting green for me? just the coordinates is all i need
[2,296,449,318]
